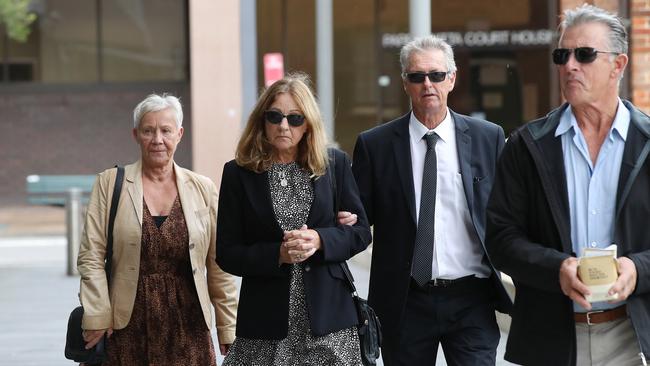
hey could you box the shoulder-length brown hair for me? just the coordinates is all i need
[235,72,329,176]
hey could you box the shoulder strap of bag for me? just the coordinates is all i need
[105,166,124,284]
[327,149,359,296]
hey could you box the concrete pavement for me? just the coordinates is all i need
[0,236,78,366]
[0,206,65,237]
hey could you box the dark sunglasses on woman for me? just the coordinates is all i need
[403,71,449,83]
[264,110,305,127]
[552,47,619,65]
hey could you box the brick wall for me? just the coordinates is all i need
[559,1,620,21]
[0,83,191,205]
[560,0,618,12]
[632,0,650,113]
[594,0,621,12]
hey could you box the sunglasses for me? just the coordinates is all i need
[552,47,619,65]
[264,110,305,127]
[404,71,449,83]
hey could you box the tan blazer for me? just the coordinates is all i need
[77,160,238,344]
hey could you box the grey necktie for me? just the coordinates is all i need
[412,132,438,287]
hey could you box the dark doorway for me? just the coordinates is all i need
[469,53,522,134]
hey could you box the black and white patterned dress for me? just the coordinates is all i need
[223,162,362,366]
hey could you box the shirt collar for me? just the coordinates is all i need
[612,98,630,141]
[409,108,454,145]
[555,98,630,142]
[555,107,574,137]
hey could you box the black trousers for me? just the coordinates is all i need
[383,276,500,366]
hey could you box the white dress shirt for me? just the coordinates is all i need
[409,110,491,280]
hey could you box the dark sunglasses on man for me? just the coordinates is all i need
[264,110,306,127]
[552,47,619,65]
[403,71,450,84]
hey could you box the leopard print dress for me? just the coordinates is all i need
[103,197,216,365]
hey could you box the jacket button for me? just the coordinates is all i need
[189,243,195,250]
[305,265,311,272]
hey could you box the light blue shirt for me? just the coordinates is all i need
[555,99,629,312]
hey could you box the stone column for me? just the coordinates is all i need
[189,0,242,187]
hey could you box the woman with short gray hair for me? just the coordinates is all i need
[77,93,238,365]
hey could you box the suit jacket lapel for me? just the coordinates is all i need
[125,160,143,226]
[240,168,282,233]
[616,101,650,217]
[526,107,572,254]
[306,174,329,227]
[175,163,199,246]
[540,132,571,254]
[452,112,474,214]
[392,114,417,224]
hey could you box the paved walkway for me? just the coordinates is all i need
[0,236,77,366]
[0,205,65,237]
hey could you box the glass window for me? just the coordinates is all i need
[379,0,554,135]
[256,0,554,145]
[0,0,187,84]
[102,0,187,82]
[429,0,553,134]
[256,0,316,87]
[333,0,383,152]
[38,0,99,82]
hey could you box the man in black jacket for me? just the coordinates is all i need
[352,35,512,366]
[486,4,650,366]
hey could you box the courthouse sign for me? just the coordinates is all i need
[382,29,555,48]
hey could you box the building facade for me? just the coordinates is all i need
[0,0,647,203]
[0,0,240,204]
[256,0,643,155]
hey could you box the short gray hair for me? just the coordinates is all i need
[559,4,628,55]
[400,35,457,75]
[132,93,183,129]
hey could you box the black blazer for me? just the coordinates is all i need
[486,100,650,365]
[352,110,513,354]
[216,149,371,339]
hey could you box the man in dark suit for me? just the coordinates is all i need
[351,35,512,366]
[486,4,650,366]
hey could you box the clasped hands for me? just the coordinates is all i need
[280,225,321,264]
[559,256,637,310]
[279,211,357,265]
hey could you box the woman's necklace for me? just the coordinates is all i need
[279,170,288,187]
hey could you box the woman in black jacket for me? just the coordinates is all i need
[216,73,371,366]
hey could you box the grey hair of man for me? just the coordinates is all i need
[399,35,457,77]
[559,4,628,56]
[132,93,183,129]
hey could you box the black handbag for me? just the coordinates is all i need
[65,166,124,364]
[328,149,382,366]
[339,263,382,366]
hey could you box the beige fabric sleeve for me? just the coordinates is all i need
[205,179,238,344]
[77,168,115,330]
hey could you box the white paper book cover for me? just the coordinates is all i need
[578,245,619,303]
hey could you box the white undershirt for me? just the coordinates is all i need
[409,110,491,280]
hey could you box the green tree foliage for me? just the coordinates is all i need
[0,0,36,42]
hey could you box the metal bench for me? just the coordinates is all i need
[26,174,96,206]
